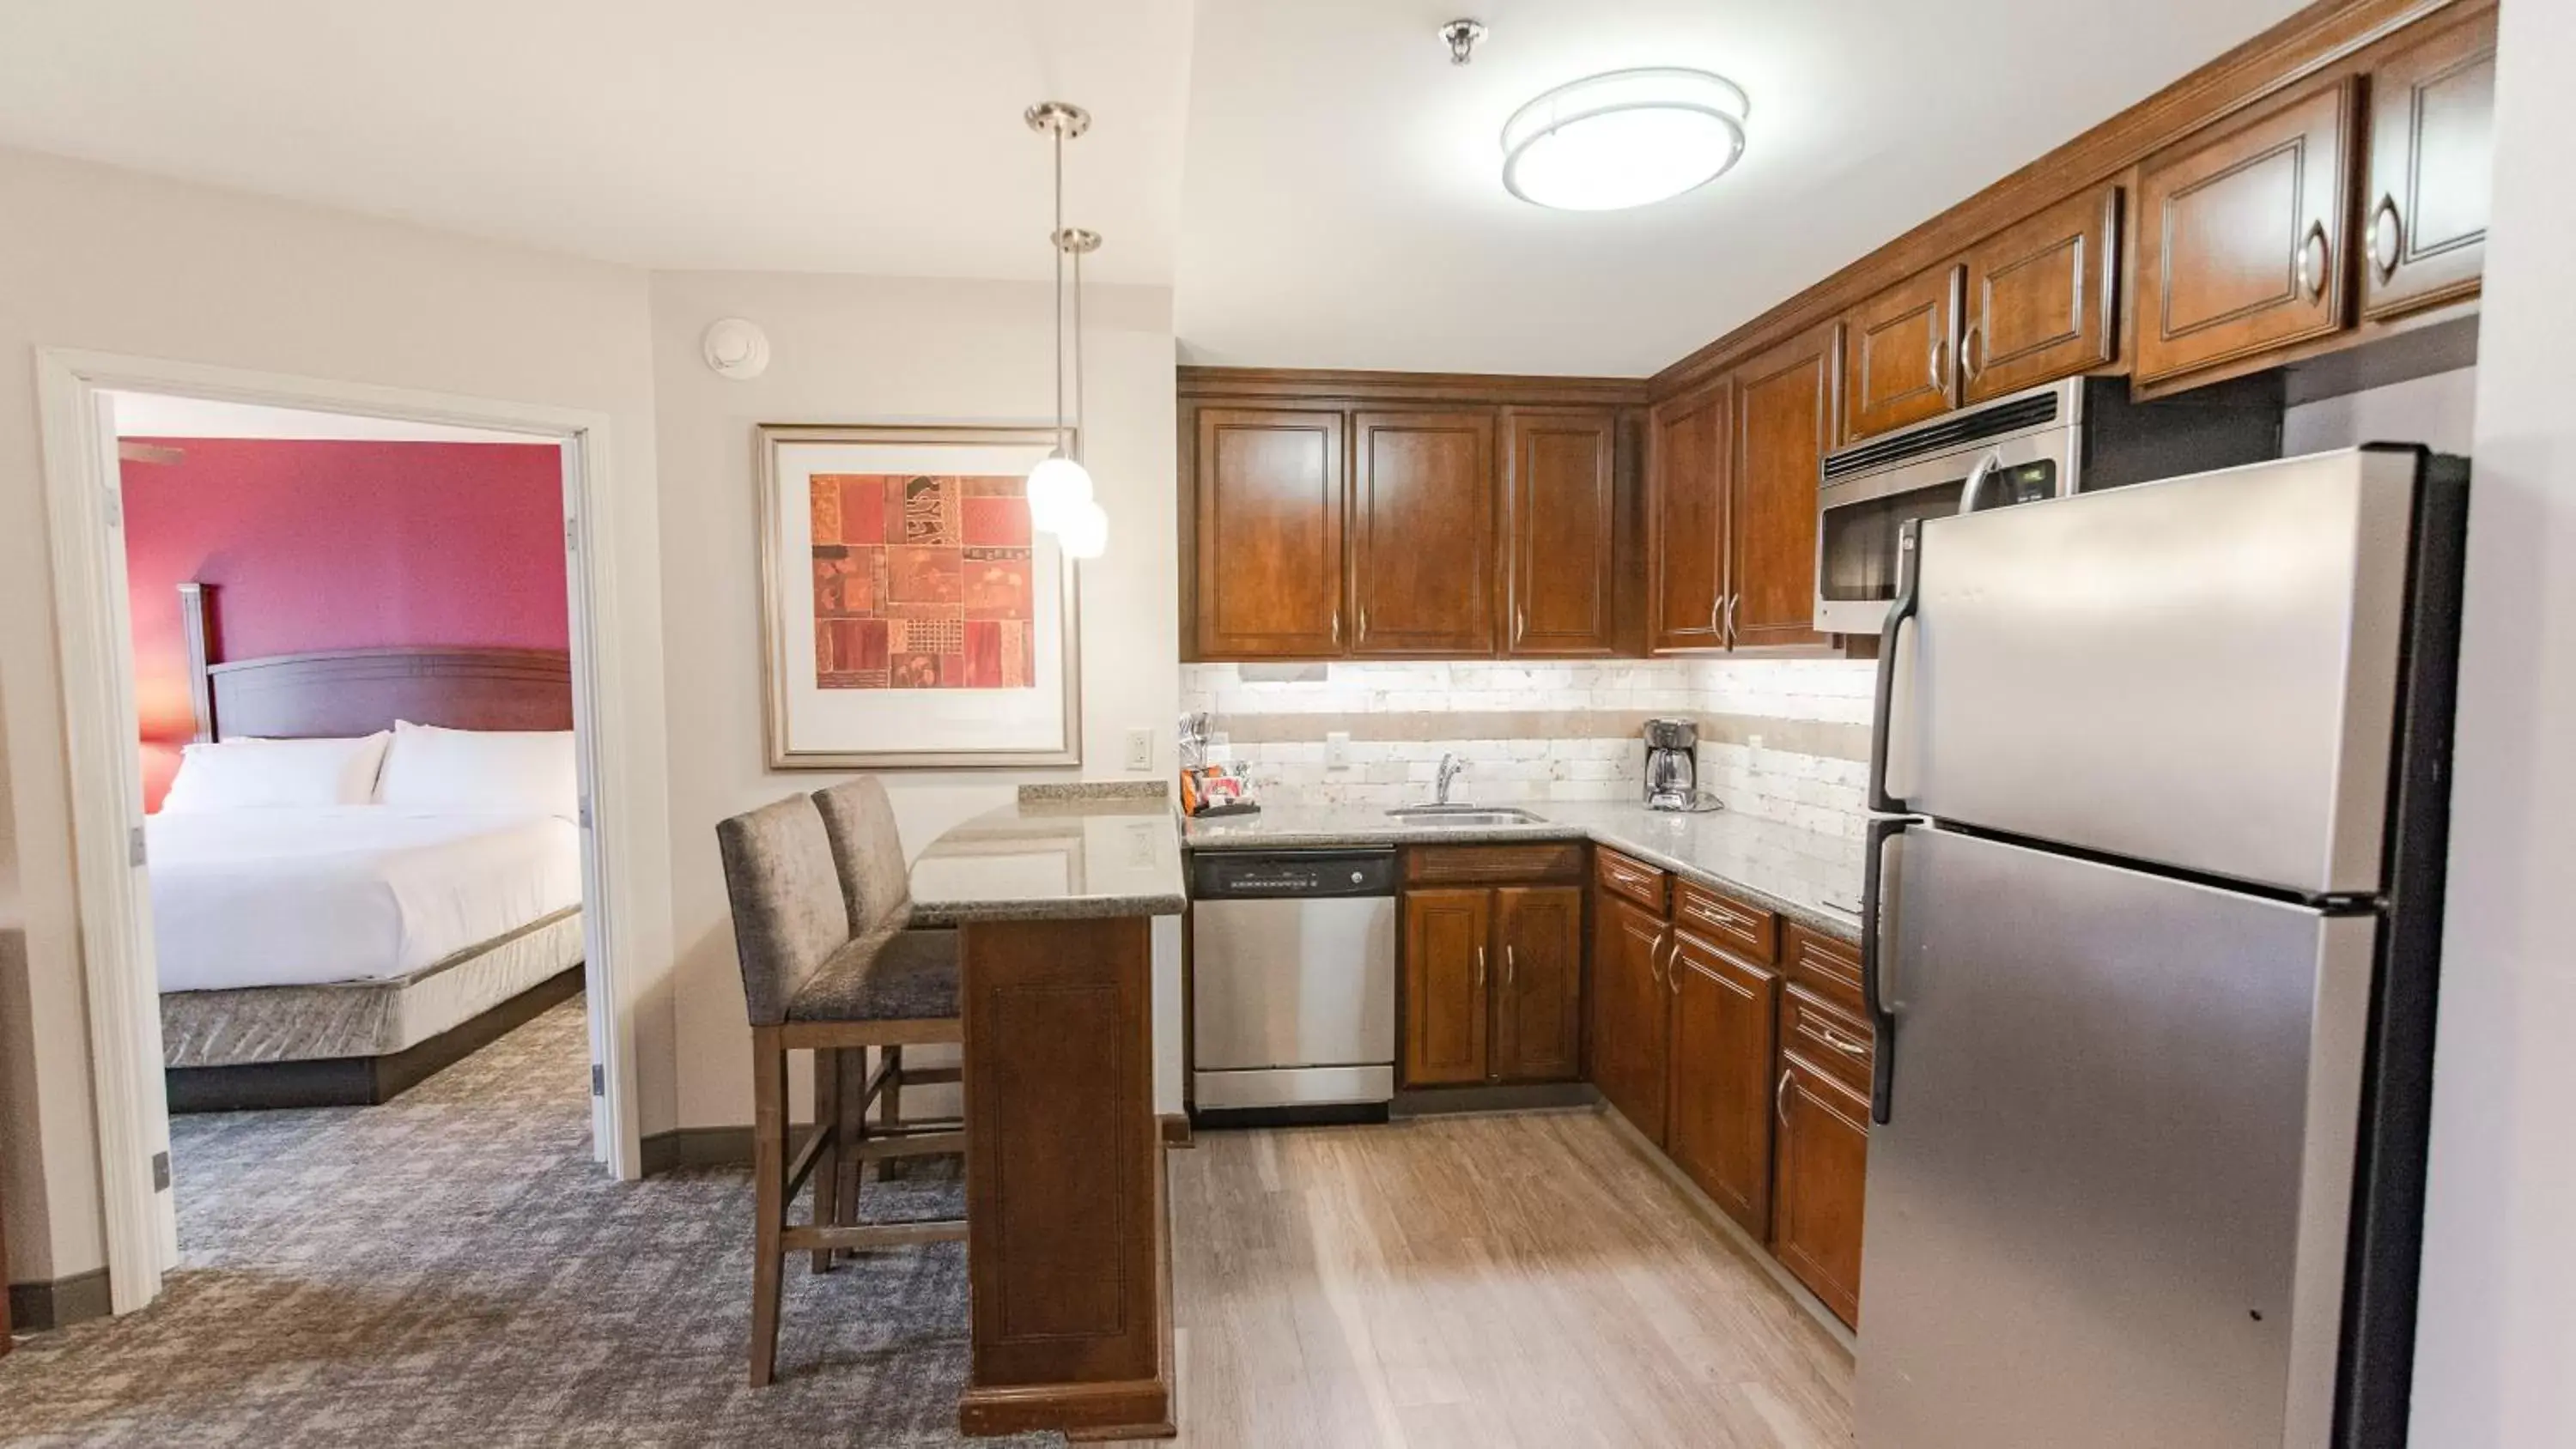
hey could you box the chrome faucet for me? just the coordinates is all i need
[1435,752,1467,805]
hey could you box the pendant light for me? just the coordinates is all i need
[1025,100,1109,558]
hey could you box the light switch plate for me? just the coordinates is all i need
[1326,731,1352,769]
[1125,728,1156,773]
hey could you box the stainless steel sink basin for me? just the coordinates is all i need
[1385,805,1545,827]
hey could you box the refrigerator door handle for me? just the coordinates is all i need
[1861,815,1909,1125]
[1868,519,1922,814]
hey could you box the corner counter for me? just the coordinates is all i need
[909,785,1181,1441]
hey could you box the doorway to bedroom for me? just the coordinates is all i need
[101,388,611,1260]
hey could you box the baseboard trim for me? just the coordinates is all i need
[1157,1113,1193,1149]
[1595,1104,1858,1355]
[8,1267,112,1334]
[640,1125,753,1174]
[1390,1081,1602,1118]
[959,1374,1176,1441]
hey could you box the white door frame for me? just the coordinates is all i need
[34,348,649,1313]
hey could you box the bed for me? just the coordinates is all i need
[157,581,587,1112]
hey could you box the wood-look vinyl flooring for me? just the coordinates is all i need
[1106,1110,1856,1449]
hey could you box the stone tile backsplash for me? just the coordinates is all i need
[1180,658,1877,840]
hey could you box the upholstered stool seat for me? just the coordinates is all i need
[716,778,967,1389]
[786,927,960,1023]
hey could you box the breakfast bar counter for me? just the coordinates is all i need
[907,784,1183,1440]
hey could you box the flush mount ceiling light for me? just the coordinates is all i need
[1500,67,1751,211]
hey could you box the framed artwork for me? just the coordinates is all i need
[756,423,1080,769]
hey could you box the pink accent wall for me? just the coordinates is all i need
[121,438,568,809]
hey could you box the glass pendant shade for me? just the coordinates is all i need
[1056,496,1109,560]
[1025,452,1095,535]
[1501,68,1749,211]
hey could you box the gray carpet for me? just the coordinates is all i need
[0,996,1058,1448]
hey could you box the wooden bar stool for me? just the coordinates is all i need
[715,789,966,1388]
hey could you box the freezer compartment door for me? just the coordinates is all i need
[1856,827,2375,1449]
[1887,446,2420,895]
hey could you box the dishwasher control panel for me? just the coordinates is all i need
[1189,849,1396,900]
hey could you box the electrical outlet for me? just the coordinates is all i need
[1125,728,1156,773]
[1326,731,1352,769]
[1748,733,1765,752]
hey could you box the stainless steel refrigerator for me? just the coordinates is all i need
[1855,446,2466,1449]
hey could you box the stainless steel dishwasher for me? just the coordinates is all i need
[1189,849,1397,1124]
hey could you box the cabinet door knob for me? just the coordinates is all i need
[2296,221,2332,302]
[2370,195,2403,282]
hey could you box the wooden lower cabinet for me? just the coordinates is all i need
[1589,892,1672,1143]
[1403,888,1492,1086]
[1771,1052,1870,1328]
[1403,883,1584,1088]
[1493,886,1584,1082]
[1665,931,1780,1237]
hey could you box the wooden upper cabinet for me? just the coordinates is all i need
[1729,323,1837,650]
[1771,1052,1870,1328]
[2362,8,2496,322]
[1350,410,1498,657]
[1192,408,1346,658]
[1403,888,1491,1087]
[1646,379,1729,653]
[1504,409,1620,657]
[1492,885,1585,1083]
[1666,932,1781,1237]
[2134,78,2354,388]
[1843,262,1962,441]
[1591,892,1672,1144]
[1959,184,2121,403]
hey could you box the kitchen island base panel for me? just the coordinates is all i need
[960,914,1175,1440]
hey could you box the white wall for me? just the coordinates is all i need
[2408,0,2576,1440]
[647,270,1179,1131]
[0,145,680,1285]
[2283,366,2478,456]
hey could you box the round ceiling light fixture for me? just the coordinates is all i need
[1500,68,1750,212]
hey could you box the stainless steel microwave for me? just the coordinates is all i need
[1814,374,2283,634]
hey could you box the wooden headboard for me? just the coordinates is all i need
[180,581,573,742]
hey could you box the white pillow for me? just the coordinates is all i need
[159,733,391,813]
[378,720,579,820]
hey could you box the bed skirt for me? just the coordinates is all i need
[161,907,586,1069]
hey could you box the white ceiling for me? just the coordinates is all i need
[1173,0,2312,376]
[0,1,2312,377]
[0,0,1193,283]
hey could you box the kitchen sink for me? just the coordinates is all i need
[1385,805,1546,827]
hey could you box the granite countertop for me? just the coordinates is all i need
[1185,799,1864,942]
[909,788,1188,925]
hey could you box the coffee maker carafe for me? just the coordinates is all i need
[1643,718,1701,810]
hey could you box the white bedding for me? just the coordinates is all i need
[147,807,582,993]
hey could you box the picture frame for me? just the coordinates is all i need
[756,422,1081,770]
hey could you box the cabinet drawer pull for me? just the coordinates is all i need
[1776,1068,1794,1126]
[2296,220,2331,301]
[1817,1023,1868,1058]
[2370,194,2403,282]
[1688,900,1744,930]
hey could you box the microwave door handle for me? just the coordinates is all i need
[1861,815,1908,1125]
[1957,449,2004,514]
[1868,519,1921,814]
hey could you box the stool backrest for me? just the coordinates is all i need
[716,794,851,1027]
[812,777,912,936]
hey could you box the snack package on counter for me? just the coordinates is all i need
[1181,765,1260,818]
